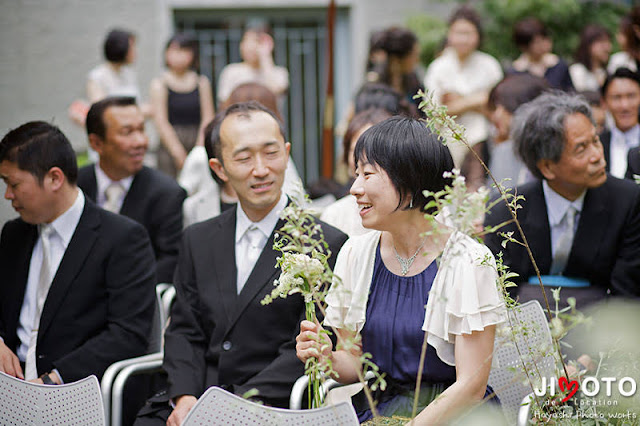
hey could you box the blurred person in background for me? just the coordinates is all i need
[599,68,640,179]
[150,33,214,178]
[79,97,185,283]
[508,17,574,92]
[570,24,612,92]
[370,27,424,110]
[216,26,289,108]
[486,73,548,191]
[425,5,503,187]
[608,9,640,73]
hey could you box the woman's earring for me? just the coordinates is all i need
[409,196,414,209]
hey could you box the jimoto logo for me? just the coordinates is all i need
[534,376,637,402]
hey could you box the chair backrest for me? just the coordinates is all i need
[146,285,167,354]
[183,386,359,425]
[0,371,105,426]
[488,300,558,425]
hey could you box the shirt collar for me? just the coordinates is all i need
[611,124,640,147]
[542,180,585,226]
[95,163,134,198]
[44,189,85,248]
[235,192,288,243]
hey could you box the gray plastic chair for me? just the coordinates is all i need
[184,386,359,425]
[0,371,105,426]
[488,300,558,425]
[101,283,172,425]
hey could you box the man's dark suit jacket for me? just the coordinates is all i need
[626,147,640,179]
[163,205,348,408]
[484,177,640,306]
[78,165,186,283]
[0,198,156,382]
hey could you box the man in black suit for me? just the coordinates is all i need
[485,92,640,310]
[0,121,156,384]
[136,102,347,425]
[78,97,186,283]
[598,68,640,179]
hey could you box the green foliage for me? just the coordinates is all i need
[409,0,628,66]
[406,14,448,66]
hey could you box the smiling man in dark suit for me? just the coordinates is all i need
[135,102,347,426]
[78,96,186,283]
[0,121,156,385]
[484,92,640,310]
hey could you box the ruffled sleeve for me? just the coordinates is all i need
[422,231,506,366]
[324,231,380,332]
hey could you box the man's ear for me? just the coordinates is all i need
[88,134,104,154]
[284,142,291,157]
[537,158,557,181]
[45,167,66,191]
[209,158,228,183]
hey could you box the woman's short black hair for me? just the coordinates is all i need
[165,33,199,69]
[354,116,454,213]
[104,28,134,63]
[513,17,548,50]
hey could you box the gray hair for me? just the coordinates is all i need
[511,91,594,180]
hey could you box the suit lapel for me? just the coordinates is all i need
[228,219,283,327]
[82,166,98,201]
[565,186,607,276]
[38,202,100,340]
[5,225,38,345]
[210,210,239,322]
[119,168,145,220]
[522,183,553,275]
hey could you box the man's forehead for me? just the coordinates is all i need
[105,105,143,126]
[220,111,283,145]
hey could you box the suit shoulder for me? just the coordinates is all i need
[77,164,95,183]
[316,218,348,246]
[603,175,640,194]
[92,201,149,236]
[1,218,32,240]
[139,167,186,197]
[183,206,234,236]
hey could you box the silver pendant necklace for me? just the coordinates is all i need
[393,238,426,276]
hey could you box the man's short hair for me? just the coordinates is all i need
[512,91,594,180]
[601,67,640,98]
[104,29,134,63]
[86,96,137,140]
[0,121,78,185]
[205,101,287,166]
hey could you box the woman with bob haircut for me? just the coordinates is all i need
[87,28,141,103]
[150,33,215,177]
[296,117,505,423]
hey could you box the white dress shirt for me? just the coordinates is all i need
[235,193,288,293]
[95,163,134,213]
[542,180,585,259]
[609,125,640,179]
[16,190,85,370]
